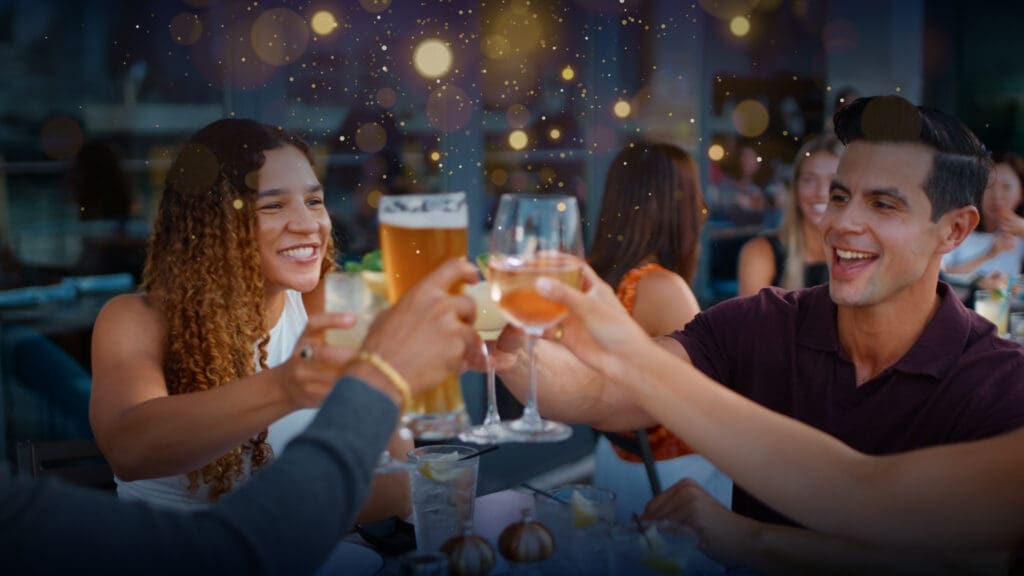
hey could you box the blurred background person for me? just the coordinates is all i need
[88,119,410,520]
[942,152,1024,297]
[68,139,149,284]
[587,141,731,520]
[737,134,844,295]
[711,140,769,224]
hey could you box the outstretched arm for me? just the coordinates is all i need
[1,376,395,575]
[0,258,481,574]
[538,264,1024,549]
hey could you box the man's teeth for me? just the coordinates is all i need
[281,246,314,258]
[836,249,873,260]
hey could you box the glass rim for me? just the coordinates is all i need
[547,483,616,502]
[406,444,478,462]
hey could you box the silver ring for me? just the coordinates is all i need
[299,344,315,362]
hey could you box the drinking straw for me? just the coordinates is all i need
[521,482,567,504]
[458,444,499,460]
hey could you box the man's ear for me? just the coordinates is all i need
[937,205,979,254]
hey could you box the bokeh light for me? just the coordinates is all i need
[169,12,202,46]
[355,122,387,153]
[429,150,441,162]
[413,38,453,79]
[561,66,576,81]
[310,10,339,36]
[697,0,759,20]
[613,99,632,118]
[506,104,530,129]
[508,130,529,151]
[548,127,562,141]
[483,34,511,59]
[251,8,309,66]
[732,99,770,137]
[490,168,509,186]
[730,16,751,37]
[426,84,473,133]
[40,117,83,160]
[376,87,397,109]
[708,144,726,162]
[359,0,391,14]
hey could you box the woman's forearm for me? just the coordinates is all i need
[96,370,294,480]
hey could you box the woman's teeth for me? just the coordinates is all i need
[836,248,873,260]
[281,246,314,258]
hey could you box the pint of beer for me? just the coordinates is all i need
[378,192,469,438]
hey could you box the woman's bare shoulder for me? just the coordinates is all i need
[94,293,165,342]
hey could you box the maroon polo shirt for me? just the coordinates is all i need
[670,282,1024,526]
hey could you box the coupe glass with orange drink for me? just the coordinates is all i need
[378,192,470,439]
[488,193,584,442]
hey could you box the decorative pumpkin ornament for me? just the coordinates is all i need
[440,522,496,576]
[498,508,555,564]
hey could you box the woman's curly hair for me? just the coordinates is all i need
[140,119,334,501]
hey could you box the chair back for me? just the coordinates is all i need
[15,439,115,491]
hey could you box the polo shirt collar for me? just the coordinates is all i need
[796,282,970,379]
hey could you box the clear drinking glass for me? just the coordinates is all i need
[378,192,471,440]
[407,445,480,553]
[489,193,583,443]
[325,271,411,474]
[974,289,1009,336]
[458,279,510,444]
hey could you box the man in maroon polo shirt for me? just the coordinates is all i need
[494,95,1024,572]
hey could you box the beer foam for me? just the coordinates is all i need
[378,192,467,229]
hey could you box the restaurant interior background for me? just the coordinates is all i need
[1,0,1022,485]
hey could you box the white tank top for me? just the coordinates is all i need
[115,290,319,510]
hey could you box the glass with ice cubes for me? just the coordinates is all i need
[407,445,480,553]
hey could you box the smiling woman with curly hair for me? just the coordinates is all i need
[88,119,410,519]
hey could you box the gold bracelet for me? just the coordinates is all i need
[356,351,412,409]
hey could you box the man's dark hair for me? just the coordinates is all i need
[834,95,992,221]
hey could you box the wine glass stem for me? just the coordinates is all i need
[522,334,543,429]
[482,341,501,427]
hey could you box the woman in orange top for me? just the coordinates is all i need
[588,142,731,519]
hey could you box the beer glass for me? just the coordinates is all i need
[378,192,470,439]
[489,193,583,442]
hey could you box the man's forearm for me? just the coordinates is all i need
[0,376,398,575]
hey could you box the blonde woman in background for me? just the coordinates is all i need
[737,134,843,295]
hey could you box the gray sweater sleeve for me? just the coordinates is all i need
[0,376,398,575]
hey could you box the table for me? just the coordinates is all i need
[317,489,730,575]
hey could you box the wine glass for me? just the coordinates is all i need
[488,194,583,442]
[325,271,412,473]
[458,277,510,444]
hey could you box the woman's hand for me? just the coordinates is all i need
[281,312,358,410]
[995,208,1024,239]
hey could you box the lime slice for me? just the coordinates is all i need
[476,253,491,281]
[361,270,389,300]
[417,455,463,482]
[571,490,600,528]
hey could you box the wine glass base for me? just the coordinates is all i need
[501,419,573,443]
[458,424,511,445]
[402,408,471,441]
